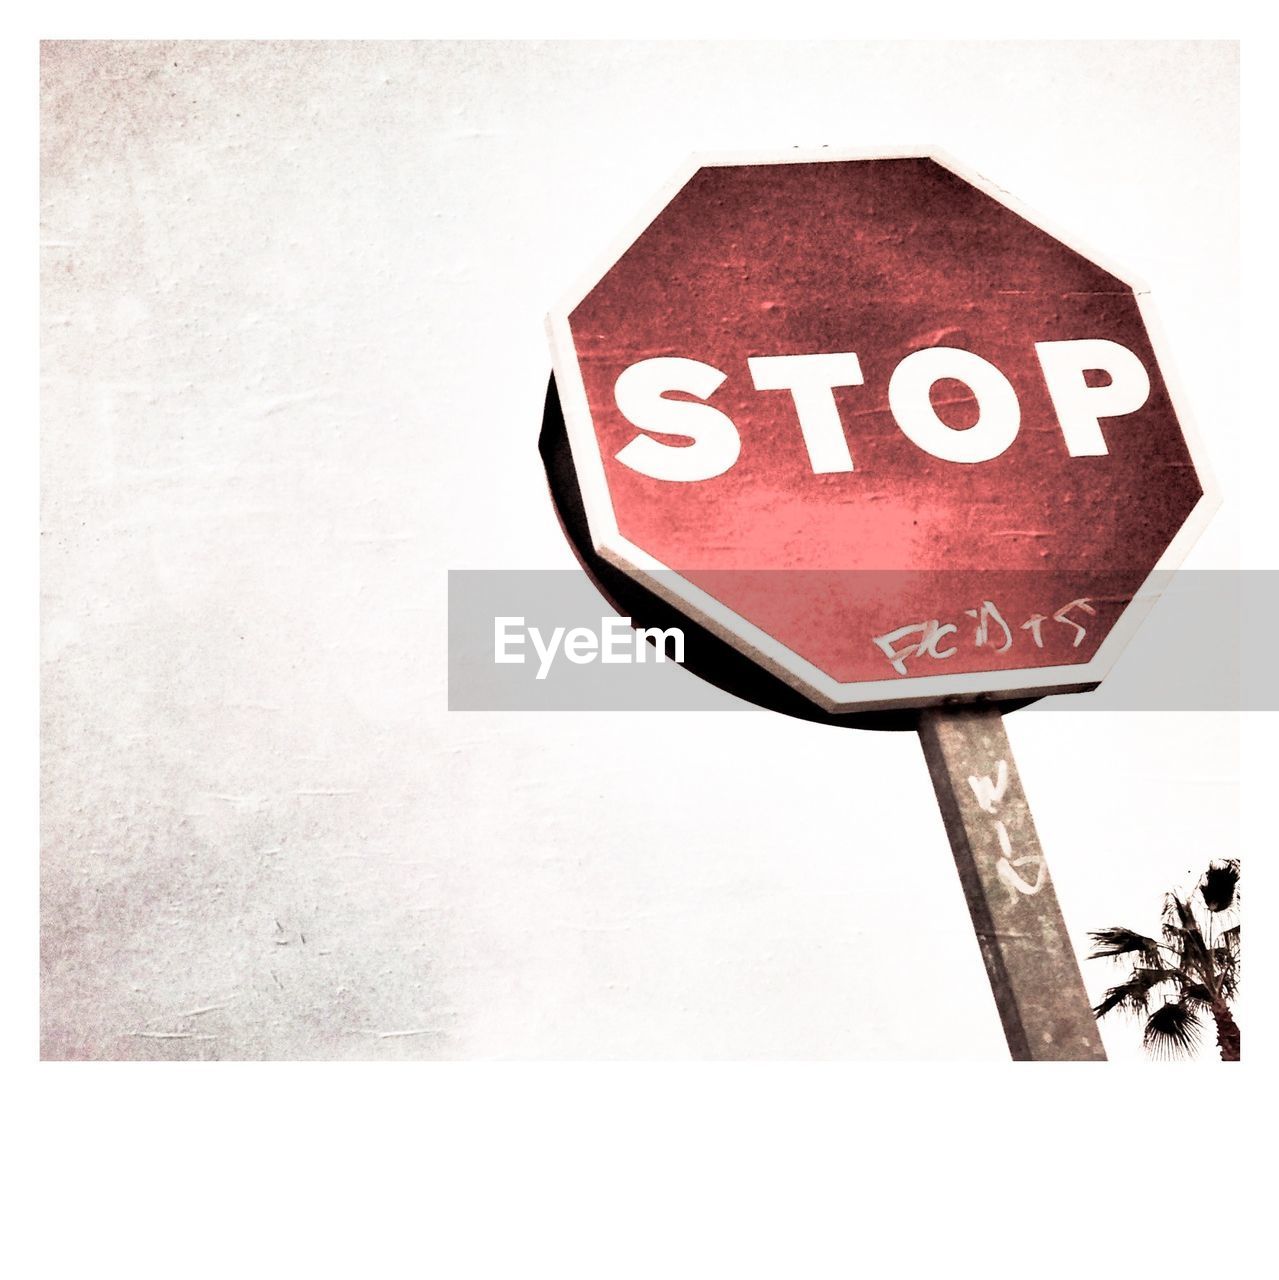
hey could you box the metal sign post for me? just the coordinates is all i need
[918,704,1106,1061]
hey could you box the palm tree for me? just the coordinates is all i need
[1088,859,1240,1061]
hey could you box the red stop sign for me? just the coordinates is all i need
[547,151,1215,711]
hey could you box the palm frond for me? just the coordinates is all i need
[1093,966,1181,1019]
[1094,984,1139,1019]
[1162,894,1212,977]
[1199,860,1240,913]
[1087,927,1162,966]
[1163,892,1199,937]
[1142,1001,1203,1060]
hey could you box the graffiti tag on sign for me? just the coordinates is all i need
[873,598,1097,676]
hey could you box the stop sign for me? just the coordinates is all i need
[547,151,1215,711]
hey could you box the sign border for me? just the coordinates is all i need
[545,147,1220,712]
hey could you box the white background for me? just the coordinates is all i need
[16,24,1269,1280]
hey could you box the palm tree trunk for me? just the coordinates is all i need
[1211,1001,1240,1061]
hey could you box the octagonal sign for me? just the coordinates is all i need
[547,150,1216,712]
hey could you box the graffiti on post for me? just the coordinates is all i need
[966,757,1047,905]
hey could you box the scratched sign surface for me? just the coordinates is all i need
[548,152,1213,710]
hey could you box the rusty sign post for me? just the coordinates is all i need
[544,150,1217,1059]
[918,705,1106,1060]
